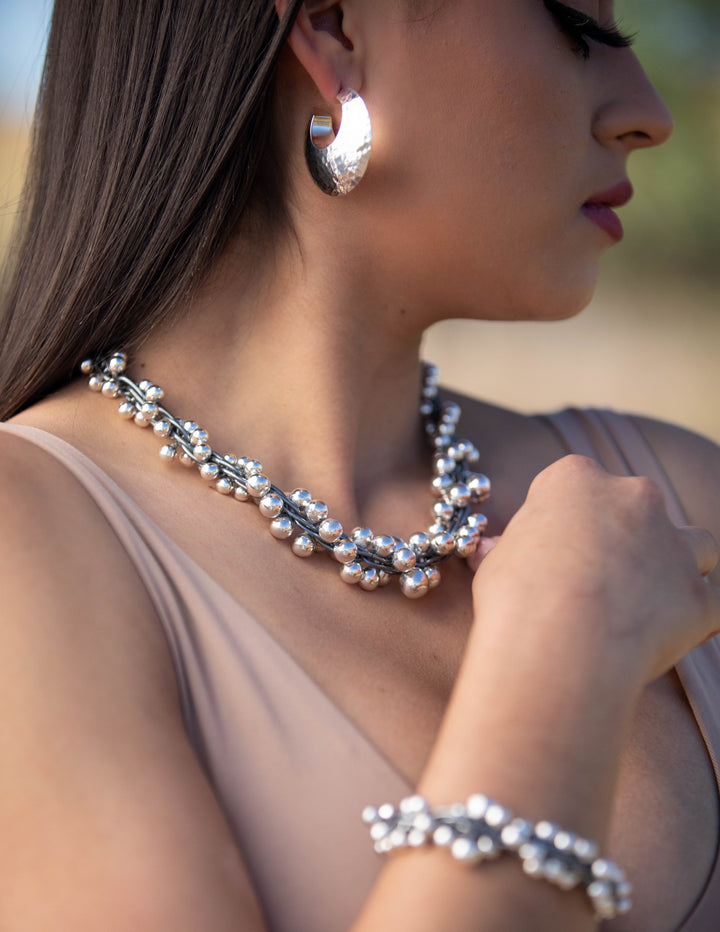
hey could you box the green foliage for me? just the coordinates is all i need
[604,0,720,288]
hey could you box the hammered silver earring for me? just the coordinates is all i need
[305,89,372,196]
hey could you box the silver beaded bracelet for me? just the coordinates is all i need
[362,794,632,922]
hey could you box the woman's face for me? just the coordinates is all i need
[357,0,673,324]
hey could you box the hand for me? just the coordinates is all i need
[467,455,720,686]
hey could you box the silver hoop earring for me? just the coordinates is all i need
[305,89,372,196]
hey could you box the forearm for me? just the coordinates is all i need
[351,609,641,932]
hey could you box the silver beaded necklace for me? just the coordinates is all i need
[82,353,490,599]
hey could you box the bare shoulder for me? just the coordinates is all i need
[0,428,265,930]
[629,414,720,583]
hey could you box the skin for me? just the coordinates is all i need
[2,0,720,929]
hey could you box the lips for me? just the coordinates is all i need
[581,180,634,242]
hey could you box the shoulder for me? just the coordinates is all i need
[0,422,175,687]
[0,428,267,929]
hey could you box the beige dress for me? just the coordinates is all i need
[1,412,719,932]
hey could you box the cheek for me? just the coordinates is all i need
[362,2,600,321]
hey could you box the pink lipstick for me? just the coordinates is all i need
[581,180,634,242]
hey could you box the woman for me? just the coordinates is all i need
[1,1,719,929]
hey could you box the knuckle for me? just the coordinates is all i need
[626,475,664,511]
[530,454,600,491]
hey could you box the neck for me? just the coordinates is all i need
[136,231,432,527]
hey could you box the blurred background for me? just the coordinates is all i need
[1,0,718,441]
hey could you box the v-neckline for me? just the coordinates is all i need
[1,422,416,790]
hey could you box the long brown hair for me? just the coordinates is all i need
[0,0,304,420]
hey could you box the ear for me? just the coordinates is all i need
[275,0,363,104]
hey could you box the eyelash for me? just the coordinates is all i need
[542,0,635,60]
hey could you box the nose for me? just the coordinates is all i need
[592,50,675,153]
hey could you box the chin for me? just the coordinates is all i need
[521,265,600,322]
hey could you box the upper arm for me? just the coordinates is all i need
[629,415,720,585]
[0,433,266,931]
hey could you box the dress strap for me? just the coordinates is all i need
[542,408,688,526]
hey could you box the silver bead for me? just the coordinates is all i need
[433,435,452,450]
[139,402,159,421]
[259,493,283,518]
[399,568,429,599]
[378,571,391,587]
[224,454,238,466]
[153,419,172,437]
[432,501,454,523]
[535,821,559,843]
[247,474,271,498]
[117,401,135,419]
[244,459,264,477]
[101,379,119,397]
[552,831,577,854]
[485,802,512,828]
[455,533,478,558]
[183,420,198,434]
[80,359,94,375]
[359,568,380,591]
[419,402,433,417]
[425,565,441,588]
[424,364,439,385]
[215,477,233,495]
[431,474,452,497]
[361,805,379,824]
[591,859,624,884]
[179,451,195,467]
[107,353,127,375]
[133,412,151,427]
[477,835,501,858]
[442,401,461,423]
[333,539,358,564]
[438,422,454,436]
[200,462,220,481]
[422,384,438,400]
[501,819,534,850]
[466,794,489,818]
[433,455,456,476]
[290,489,313,511]
[409,532,431,554]
[451,838,482,863]
[145,384,164,403]
[392,547,417,572]
[341,561,363,584]
[432,532,455,556]
[447,483,471,507]
[572,838,599,864]
[233,484,249,501]
[159,444,177,461]
[468,473,491,502]
[193,443,212,462]
[292,535,315,558]
[190,428,209,446]
[88,375,103,392]
[400,795,429,815]
[270,516,293,539]
[304,500,328,524]
[372,535,395,557]
[351,527,374,548]
[466,512,488,533]
[138,379,152,392]
[319,519,343,543]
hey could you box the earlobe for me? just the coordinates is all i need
[275,0,362,103]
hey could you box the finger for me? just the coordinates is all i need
[467,536,499,574]
[679,526,719,578]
